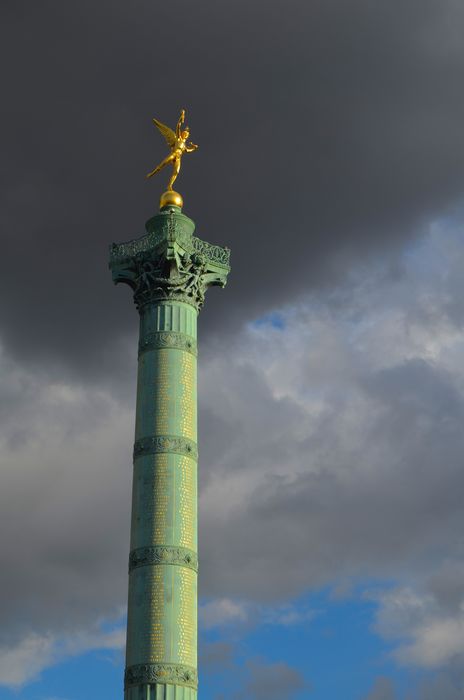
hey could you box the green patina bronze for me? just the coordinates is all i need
[109,205,230,700]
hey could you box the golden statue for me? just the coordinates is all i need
[147,109,198,208]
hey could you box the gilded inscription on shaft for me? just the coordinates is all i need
[132,453,196,551]
[150,350,196,439]
[179,353,196,440]
[132,566,197,666]
[178,455,196,550]
[177,567,197,667]
[132,567,167,662]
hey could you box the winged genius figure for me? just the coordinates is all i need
[146,109,198,191]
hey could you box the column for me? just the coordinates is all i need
[109,205,230,700]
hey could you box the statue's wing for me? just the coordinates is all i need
[152,118,177,148]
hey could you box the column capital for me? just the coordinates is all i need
[109,206,230,311]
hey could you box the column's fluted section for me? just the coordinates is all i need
[125,300,198,700]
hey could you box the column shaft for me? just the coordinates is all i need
[125,300,198,700]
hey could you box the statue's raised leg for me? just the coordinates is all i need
[146,153,174,179]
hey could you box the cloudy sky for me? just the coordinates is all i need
[1,1,464,698]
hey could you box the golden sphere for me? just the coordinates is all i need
[159,190,183,209]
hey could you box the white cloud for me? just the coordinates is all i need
[0,625,125,688]
[400,616,464,667]
[0,634,55,687]
[261,603,319,627]
[199,599,250,629]
[369,583,464,669]
[199,598,319,630]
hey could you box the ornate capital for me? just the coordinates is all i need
[109,207,230,311]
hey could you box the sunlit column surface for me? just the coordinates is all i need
[110,205,230,700]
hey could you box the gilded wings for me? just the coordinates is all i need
[152,118,177,149]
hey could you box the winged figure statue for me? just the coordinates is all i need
[146,109,198,191]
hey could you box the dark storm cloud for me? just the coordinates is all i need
[242,659,306,700]
[363,677,396,700]
[1,0,464,375]
[413,672,464,700]
[199,357,464,599]
[0,360,132,643]
[200,641,234,671]
[427,561,464,614]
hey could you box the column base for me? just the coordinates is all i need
[125,684,197,700]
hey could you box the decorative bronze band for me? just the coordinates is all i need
[134,435,198,460]
[129,545,198,573]
[124,663,198,690]
[139,331,197,357]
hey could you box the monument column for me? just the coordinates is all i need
[110,203,230,700]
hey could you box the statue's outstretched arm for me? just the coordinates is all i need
[176,109,186,137]
[185,142,198,153]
